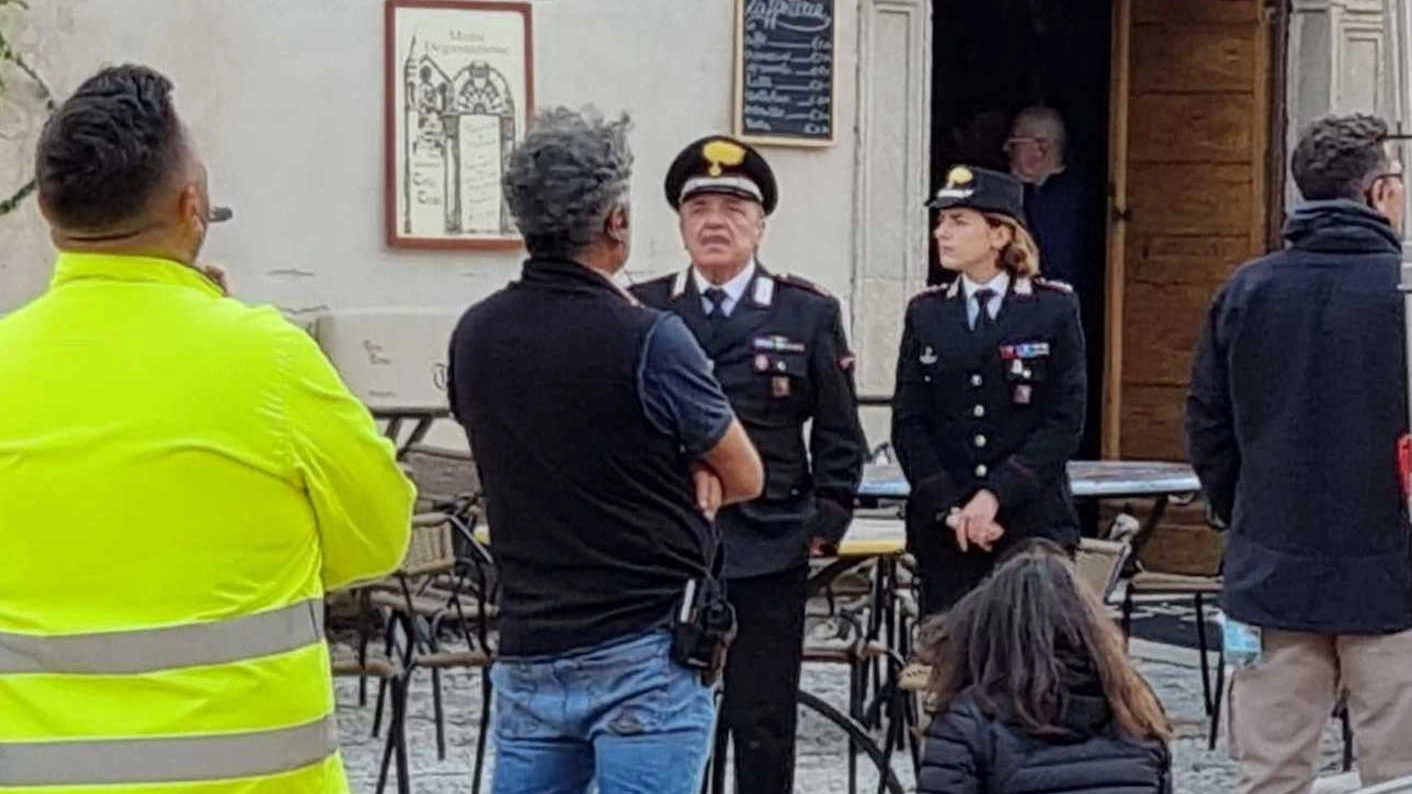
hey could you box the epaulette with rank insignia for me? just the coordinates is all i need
[908,282,954,304]
[776,272,832,298]
[1035,277,1074,294]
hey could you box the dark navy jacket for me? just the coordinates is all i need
[1024,168,1093,293]
[1186,200,1412,635]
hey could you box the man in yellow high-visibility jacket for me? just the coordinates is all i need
[0,64,414,793]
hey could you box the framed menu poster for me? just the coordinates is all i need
[732,0,837,147]
[385,0,534,249]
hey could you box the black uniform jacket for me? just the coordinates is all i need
[632,264,867,579]
[892,275,1086,556]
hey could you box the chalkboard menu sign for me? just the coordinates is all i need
[733,0,837,147]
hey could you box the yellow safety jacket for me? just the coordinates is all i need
[0,253,415,793]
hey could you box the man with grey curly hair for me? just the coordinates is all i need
[1188,113,1412,792]
[499,106,636,258]
[448,107,763,794]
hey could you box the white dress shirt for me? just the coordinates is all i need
[693,261,757,318]
[961,271,1010,330]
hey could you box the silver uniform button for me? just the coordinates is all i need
[971,374,983,387]
[975,464,988,477]
[924,375,932,383]
[973,405,986,418]
[974,435,987,448]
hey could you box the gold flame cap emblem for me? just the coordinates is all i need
[946,166,975,188]
[703,139,748,177]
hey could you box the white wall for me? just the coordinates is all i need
[1,0,863,324]
[1287,0,1401,210]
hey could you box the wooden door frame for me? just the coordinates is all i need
[1101,0,1132,460]
[1100,0,1285,460]
[1265,0,1291,252]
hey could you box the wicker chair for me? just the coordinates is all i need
[1075,536,1132,602]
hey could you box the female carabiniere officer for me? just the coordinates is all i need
[891,165,1086,616]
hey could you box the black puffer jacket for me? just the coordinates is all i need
[917,663,1171,794]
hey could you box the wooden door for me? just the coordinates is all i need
[1104,0,1274,461]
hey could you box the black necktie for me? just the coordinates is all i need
[973,288,996,332]
[704,287,729,326]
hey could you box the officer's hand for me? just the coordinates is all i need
[811,497,854,547]
[944,509,969,551]
[967,520,1005,553]
[809,537,837,557]
[947,490,1001,553]
[945,510,1005,553]
[200,264,230,296]
[692,465,724,521]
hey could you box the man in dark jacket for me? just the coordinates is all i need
[632,136,867,794]
[1186,113,1412,792]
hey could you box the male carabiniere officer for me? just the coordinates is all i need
[632,136,868,794]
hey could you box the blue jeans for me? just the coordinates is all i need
[490,629,716,794]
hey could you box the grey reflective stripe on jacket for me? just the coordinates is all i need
[0,598,335,786]
[0,598,323,674]
[0,715,338,786]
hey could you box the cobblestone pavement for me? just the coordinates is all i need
[335,643,1349,793]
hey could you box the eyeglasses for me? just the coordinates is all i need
[1003,137,1045,152]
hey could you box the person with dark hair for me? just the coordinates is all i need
[0,64,415,792]
[448,108,763,794]
[915,539,1172,794]
[1187,112,1412,792]
[893,165,1086,616]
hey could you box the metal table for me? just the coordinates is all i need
[372,407,450,461]
[856,460,1202,569]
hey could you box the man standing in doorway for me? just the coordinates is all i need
[1187,113,1412,792]
[1006,106,1091,292]
[450,110,763,794]
[1007,105,1103,472]
[632,135,868,794]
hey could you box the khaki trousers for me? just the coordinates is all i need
[1230,627,1412,794]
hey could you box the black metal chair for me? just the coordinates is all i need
[329,618,412,794]
[360,498,499,794]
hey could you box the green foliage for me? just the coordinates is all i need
[1,0,54,218]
